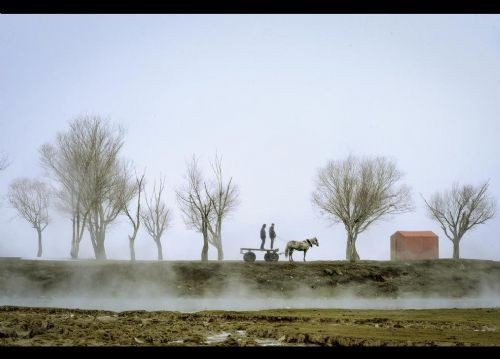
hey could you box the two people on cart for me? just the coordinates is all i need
[260,223,276,249]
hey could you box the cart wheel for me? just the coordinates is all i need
[243,252,256,263]
[264,252,272,262]
[271,252,279,262]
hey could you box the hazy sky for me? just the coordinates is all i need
[1,14,499,261]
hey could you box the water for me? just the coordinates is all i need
[205,330,292,346]
[1,295,498,312]
[205,332,231,343]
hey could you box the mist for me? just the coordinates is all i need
[4,295,500,313]
[2,286,500,313]
[1,259,499,312]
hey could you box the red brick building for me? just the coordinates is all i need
[390,231,439,260]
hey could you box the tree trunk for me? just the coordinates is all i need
[72,210,88,259]
[129,236,136,261]
[216,241,224,261]
[36,228,42,258]
[70,242,77,259]
[353,244,360,261]
[70,241,80,260]
[70,217,77,259]
[453,239,460,259]
[71,216,86,260]
[72,209,83,259]
[346,232,360,262]
[201,229,209,262]
[95,230,107,260]
[216,224,224,261]
[89,233,98,258]
[156,239,163,261]
[96,241,107,260]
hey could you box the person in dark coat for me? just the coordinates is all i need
[269,223,276,249]
[260,224,266,249]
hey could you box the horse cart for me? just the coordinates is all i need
[240,248,280,262]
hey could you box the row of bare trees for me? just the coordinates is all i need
[39,117,129,259]
[42,116,176,261]
[3,117,171,260]
[312,155,496,261]
[2,118,496,262]
[4,116,238,261]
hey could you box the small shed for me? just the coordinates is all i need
[390,231,439,260]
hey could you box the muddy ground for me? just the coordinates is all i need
[0,306,499,346]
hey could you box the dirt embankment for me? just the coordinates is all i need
[0,258,499,298]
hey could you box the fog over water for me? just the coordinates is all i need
[1,15,500,263]
[1,258,499,312]
[2,293,499,312]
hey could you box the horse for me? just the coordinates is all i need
[284,237,319,262]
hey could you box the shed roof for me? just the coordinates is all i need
[393,231,438,238]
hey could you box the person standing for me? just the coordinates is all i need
[269,223,276,249]
[260,224,266,249]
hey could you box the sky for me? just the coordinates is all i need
[0,14,499,261]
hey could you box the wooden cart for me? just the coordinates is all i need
[240,248,280,262]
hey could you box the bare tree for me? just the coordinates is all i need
[123,171,145,261]
[312,155,414,261]
[8,178,51,257]
[85,160,135,260]
[52,184,90,259]
[0,152,9,171]
[176,157,213,262]
[423,181,495,259]
[40,118,96,259]
[176,155,239,261]
[40,115,130,260]
[205,155,239,260]
[142,177,171,260]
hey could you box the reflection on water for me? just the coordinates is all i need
[205,332,231,343]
